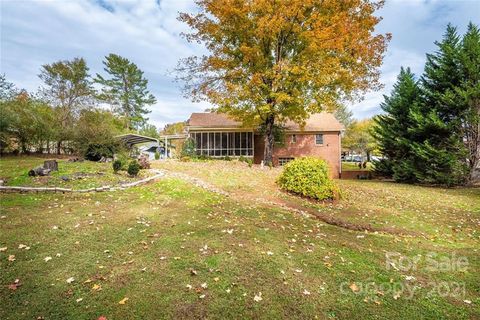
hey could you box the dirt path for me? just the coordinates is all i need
[159,168,415,236]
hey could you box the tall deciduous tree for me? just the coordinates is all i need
[343,118,377,161]
[95,54,156,131]
[177,0,390,165]
[39,57,93,154]
[333,104,354,129]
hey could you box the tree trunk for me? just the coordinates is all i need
[57,141,62,155]
[44,160,58,171]
[263,114,275,166]
[28,166,51,177]
[366,151,371,162]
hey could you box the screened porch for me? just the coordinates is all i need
[189,131,254,157]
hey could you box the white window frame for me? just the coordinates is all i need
[315,134,324,145]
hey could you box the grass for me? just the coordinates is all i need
[0,155,150,189]
[342,161,373,171]
[0,156,479,319]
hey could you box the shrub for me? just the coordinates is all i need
[180,156,191,162]
[238,155,246,163]
[154,151,160,160]
[112,160,123,173]
[138,155,151,169]
[84,143,116,161]
[246,158,253,167]
[277,157,338,200]
[127,160,141,176]
[181,138,196,158]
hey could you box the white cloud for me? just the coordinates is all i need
[1,0,479,125]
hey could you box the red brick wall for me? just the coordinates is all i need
[253,132,341,178]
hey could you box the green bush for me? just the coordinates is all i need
[84,143,116,161]
[112,160,123,173]
[127,160,141,176]
[277,157,338,200]
[246,158,253,167]
[154,151,160,160]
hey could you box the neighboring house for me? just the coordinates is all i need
[187,112,344,177]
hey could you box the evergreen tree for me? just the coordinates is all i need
[412,24,469,185]
[373,67,422,181]
[95,54,156,131]
[457,23,480,182]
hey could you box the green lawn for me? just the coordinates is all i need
[0,157,479,319]
[0,156,151,189]
[342,161,373,171]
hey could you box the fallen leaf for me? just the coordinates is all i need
[8,255,15,262]
[0,247,7,252]
[303,289,311,295]
[92,284,102,291]
[44,256,52,262]
[349,283,359,292]
[463,300,472,304]
[254,292,263,302]
[76,298,83,303]
[118,297,129,305]
[213,277,219,282]
[8,279,21,290]
[66,277,75,284]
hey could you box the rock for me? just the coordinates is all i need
[60,176,70,182]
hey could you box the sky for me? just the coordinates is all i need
[1,0,479,129]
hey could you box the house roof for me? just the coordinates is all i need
[188,113,242,128]
[187,112,343,132]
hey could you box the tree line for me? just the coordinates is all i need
[374,23,479,185]
[0,54,157,158]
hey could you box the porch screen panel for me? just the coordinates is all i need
[191,131,253,157]
[228,133,235,156]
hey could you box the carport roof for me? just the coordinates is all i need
[116,134,159,148]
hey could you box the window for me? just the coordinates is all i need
[279,158,294,166]
[190,131,253,157]
[315,134,324,145]
[291,134,297,143]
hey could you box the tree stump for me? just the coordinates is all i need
[28,167,51,177]
[43,160,58,171]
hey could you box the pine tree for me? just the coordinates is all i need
[95,54,156,131]
[412,24,469,185]
[457,23,480,182]
[373,67,422,181]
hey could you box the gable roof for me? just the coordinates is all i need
[188,113,242,128]
[188,112,343,132]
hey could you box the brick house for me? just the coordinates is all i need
[187,112,344,177]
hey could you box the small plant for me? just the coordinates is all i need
[277,157,339,200]
[127,160,141,176]
[154,151,160,160]
[238,155,246,163]
[246,158,253,167]
[138,155,151,169]
[180,156,191,162]
[224,155,232,161]
[112,160,122,173]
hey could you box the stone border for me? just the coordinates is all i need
[0,170,165,193]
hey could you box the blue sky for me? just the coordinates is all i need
[1,0,479,129]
